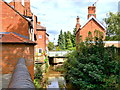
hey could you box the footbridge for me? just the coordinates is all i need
[47,51,70,64]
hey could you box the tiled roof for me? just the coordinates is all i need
[37,24,46,30]
[0,32,36,44]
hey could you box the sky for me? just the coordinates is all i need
[5,0,119,45]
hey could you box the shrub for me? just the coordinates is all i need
[64,38,119,89]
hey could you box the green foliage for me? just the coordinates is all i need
[34,79,42,88]
[66,38,73,50]
[48,42,54,51]
[58,30,66,50]
[64,32,67,48]
[44,57,49,73]
[58,29,76,50]
[64,36,119,89]
[34,64,43,88]
[54,66,65,73]
[104,12,120,41]
[71,28,76,47]
[34,64,43,80]
[55,45,61,51]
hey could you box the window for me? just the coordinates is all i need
[38,35,42,39]
[38,48,42,53]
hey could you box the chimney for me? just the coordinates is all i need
[9,0,23,14]
[10,0,22,7]
[15,0,22,5]
[37,22,41,25]
[87,5,96,19]
[76,16,81,31]
[24,0,32,16]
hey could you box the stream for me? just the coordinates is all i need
[44,65,66,89]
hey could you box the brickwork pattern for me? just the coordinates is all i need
[2,44,34,80]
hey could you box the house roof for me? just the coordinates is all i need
[37,24,46,31]
[0,32,36,44]
[46,33,49,36]
[81,16,106,31]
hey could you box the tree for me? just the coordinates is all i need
[65,31,73,50]
[104,12,120,41]
[71,28,76,47]
[66,38,73,50]
[58,29,76,50]
[64,32,67,49]
[48,42,54,51]
[58,30,66,50]
[64,32,119,89]
[55,45,61,51]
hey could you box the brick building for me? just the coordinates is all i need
[76,5,106,44]
[1,0,48,88]
[34,22,49,63]
[0,32,36,79]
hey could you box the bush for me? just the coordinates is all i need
[54,65,65,73]
[64,39,119,89]
[34,64,43,88]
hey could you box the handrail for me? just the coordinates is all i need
[8,58,35,88]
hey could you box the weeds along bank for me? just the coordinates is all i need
[34,57,50,88]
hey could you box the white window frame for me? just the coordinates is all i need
[38,35,42,39]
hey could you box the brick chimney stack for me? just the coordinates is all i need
[24,0,32,16]
[37,22,41,25]
[87,5,96,19]
[76,16,81,31]
[10,0,23,14]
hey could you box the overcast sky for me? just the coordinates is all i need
[5,0,119,45]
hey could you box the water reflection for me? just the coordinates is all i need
[44,65,66,89]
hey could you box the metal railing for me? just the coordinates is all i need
[48,51,70,57]
[8,58,35,88]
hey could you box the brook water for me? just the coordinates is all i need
[44,65,66,89]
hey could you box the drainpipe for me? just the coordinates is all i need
[8,58,35,88]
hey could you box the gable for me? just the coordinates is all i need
[82,19,105,32]
[1,1,30,37]
[81,16,106,31]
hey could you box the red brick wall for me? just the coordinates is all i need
[79,19,105,41]
[76,31,80,45]
[1,44,34,80]
[88,6,96,19]
[35,30,46,53]
[1,1,29,37]
[46,34,49,47]
[24,0,32,16]
[9,0,25,15]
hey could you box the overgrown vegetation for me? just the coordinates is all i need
[34,56,50,88]
[54,65,65,73]
[44,57,49,73]
[34,64,43,88]
[64,30,120,89]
